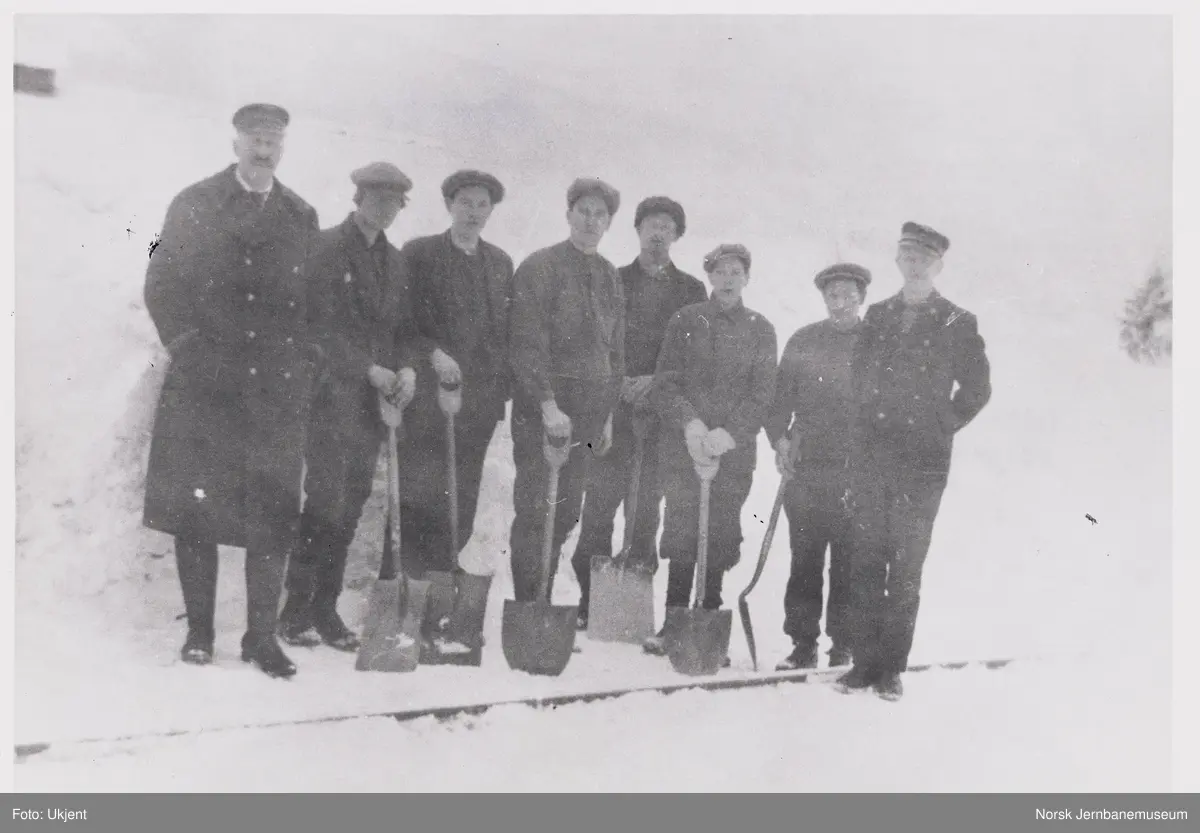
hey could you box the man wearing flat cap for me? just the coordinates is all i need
[643,243,777,656]
[573,196,706,627]
[390,169,514,656]
[506,177,625,605]
[838,222,991,701]
[276,161,426,654]
[767,262,871,672]
[143,102,321,678]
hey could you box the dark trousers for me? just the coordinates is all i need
[287,414,381,618]
[665,556,726,610]
[572,406,664,610]
[782,465,853,650]
[846,445,947,675]
[175,512,294,641]
[658,456,754,578]
[389,410,499,579]
[509,388,608,603]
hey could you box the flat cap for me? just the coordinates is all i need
[232,102,289,133]
[703,243,752,273]
[442,170,505,204]
[814,262,872,293]
[351,162,413,194]
[899,221,950,257]
[634,196,687,237]
[567,177,620,216]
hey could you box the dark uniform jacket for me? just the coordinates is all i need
[766,319,862,468]
[508,240,625,428]
[851,290,991,474]
[142,164,320,547]
[650,297,778,475]
[306,214,429,442]
[399,230,515,427]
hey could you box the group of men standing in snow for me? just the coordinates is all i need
[142,103,990,702]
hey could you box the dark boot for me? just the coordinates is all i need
[775,642,818,672]
[576,609,589,631]
[873,672,904,702]
[240,632,297,679]
[278,593,321,647]
[431,572,491,664]
[313,609,360,652]
[175,537,218,665]
[828,644,852,668]
[834,664,877,694]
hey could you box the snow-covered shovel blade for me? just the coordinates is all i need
[738,476,789,671]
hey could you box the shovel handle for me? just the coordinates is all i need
[445,409,459,558]
[693,456,719,610]
[618,434,647,560]
[538,427,571,602]
[384,423,406,594]
[739,475,788,606]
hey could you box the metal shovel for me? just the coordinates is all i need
[355,389,430,673]
[667,455,732,676]
[588,407,656,644]
[501,428,578,676]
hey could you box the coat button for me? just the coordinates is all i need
[344,272,353,283]
[245,258,252,266]
[247,331,256,339]
[293,266,300,274]
[249,367,257,376]
[877,412,886,420]
[289,301,296,308]
[247,293,255,301]
[284,372,292,379]
[286,337,294,344]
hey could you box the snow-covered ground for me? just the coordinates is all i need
[10,16,1177,791]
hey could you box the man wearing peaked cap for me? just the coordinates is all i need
[838,222,991,702]
[277,162,427,655]
[389,169,515,661]
[641,240,778,659]
[441,169,505,205]
[567,177,621,216]
[573,195,705,629]
[143,102,319,679]
[767,262,871,673]
[505,178,626,612]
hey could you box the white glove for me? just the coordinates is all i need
[541,399,572,439]
[702,427,736,457]
[684,419,710,464]
[430,348,461,385]
[395,367,417,404]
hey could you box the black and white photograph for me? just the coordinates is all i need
[7,9,1187,795]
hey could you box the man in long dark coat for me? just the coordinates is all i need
[838,222,992,702]
[392,169,514,653]
[143,103,320,679]
[276,162,420,652]
[507,178,624,604]
[572,196,706,629]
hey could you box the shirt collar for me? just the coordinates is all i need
[706,294,747,320]
[633,257,675,280]
[234,165,274,195]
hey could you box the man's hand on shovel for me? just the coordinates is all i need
[377,367,416,428]
[541,399,572,440]
[431,348,462,386]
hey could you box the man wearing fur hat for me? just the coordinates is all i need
[391,170,514,655]
[143,103,321,678]
[643,244,777,656]
[837,222,991,701]
[507,178,625,604]
[277,162,424,654]
[572,196,706,628]
[767,263,871,672]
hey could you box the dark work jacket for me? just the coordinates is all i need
[142,164,320,547]
[650,296,778,476]
[619,258,707,378]
[399,230,515,427]
[306,214,429,443]
[851,289,991,475]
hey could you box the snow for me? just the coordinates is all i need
[10,16,1177,791]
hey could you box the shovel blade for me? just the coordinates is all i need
[425,572,492,667]
[587,559,655,644]
[738,597,758,672]
[418,571,459,666]
[355,578,430,673]
[501,599,578,676]
[667,608,733,677]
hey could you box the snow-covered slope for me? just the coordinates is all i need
[12,16,1173,789]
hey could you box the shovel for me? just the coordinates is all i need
[355,388,430,673]
[501,427,578,676]
[587,407,656,644]
[738,471,790,671]
[667,455,732,677]
[423,379,491,667]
